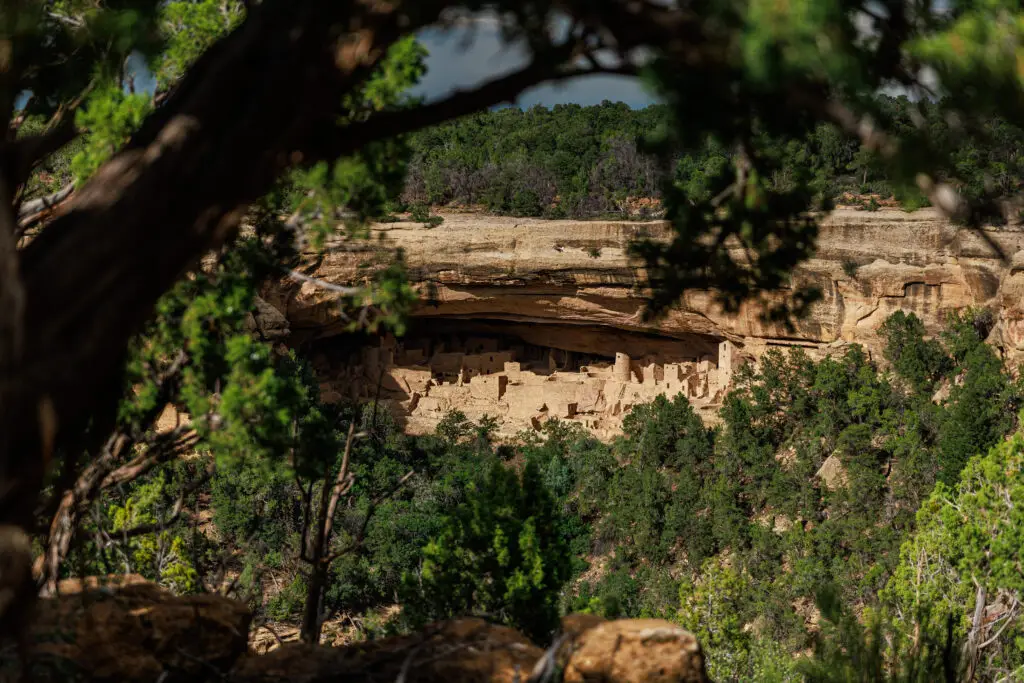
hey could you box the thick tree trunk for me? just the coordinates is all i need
[0,0,409,533]
[300,563,330,645]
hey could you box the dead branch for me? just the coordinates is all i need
[300,420,357,643]
[322,469,414,566]
[100,428,199,489]
[36,351,189,592]
[710,143,752,208]
[286,269,363,297]
[978,597,1019,650]
[962,582,988,682]
[322,422,357,544]
[35,433,131,594]
[16,183,75,234]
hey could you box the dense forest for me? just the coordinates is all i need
[400,99,1024,220]
[10,0,1024,682]
[56,299,1024,681]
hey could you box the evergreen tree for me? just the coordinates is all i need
[401,459,572,642]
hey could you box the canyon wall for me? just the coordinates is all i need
[265,208,1024,437]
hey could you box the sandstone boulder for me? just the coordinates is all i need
[560,617,709,683]
[23,576,250,682]
[10,574,709,683]
[230,618,542,683]
[233,615,709,683]
[246,296,290,342]
[816,453,849,490]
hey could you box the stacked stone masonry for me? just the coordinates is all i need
[270,208,1024,439]
[317,333,746,439]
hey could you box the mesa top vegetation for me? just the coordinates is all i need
[7,1,1024,681]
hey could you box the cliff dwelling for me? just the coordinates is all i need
[311,319,748,439]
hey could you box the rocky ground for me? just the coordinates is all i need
[4,577,708,683]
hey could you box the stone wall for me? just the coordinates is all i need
[316,330,746,439]
[267,208,1024,438]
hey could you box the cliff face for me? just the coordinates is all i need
[274,209,1024,358]
[266,209,1024,437]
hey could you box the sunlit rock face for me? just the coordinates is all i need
[265,208,1024,438]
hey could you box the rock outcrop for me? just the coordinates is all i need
[561,616,708,683]
[232,618,543,683]
[11,578,709,683]
[240,614,709,683]
[265,208,1024,437]
[18,575,250,681]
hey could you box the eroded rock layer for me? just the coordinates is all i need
[266,208,1024,437]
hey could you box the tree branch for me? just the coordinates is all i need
[16,183,75,237]
[4,119,80,194]
[322,421,357,544]
[103,468,213,544]
[286,269,363,297]
[322,469,414,565]
[315,52,631,164]
[3,80,93,198]
[17,184,75,223]
[35,350,189,593]
[301,420,356,643]
[100,428,199,489]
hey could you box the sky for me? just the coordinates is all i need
[412,23,657,109]
[123,10,925,110]
[119,18,657,110]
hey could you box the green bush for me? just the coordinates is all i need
[401,459,572,642]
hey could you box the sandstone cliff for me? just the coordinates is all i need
[265,208,1024,437]
[273,209,1024,356]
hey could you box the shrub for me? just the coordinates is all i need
[400,459,572,642]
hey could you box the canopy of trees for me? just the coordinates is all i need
[47,308,1024,681]
[6,0,1024,680]
[401,97,1024,220]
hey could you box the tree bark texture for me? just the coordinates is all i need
[0,0,415,532]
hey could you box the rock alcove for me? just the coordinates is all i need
[310,317,743,439]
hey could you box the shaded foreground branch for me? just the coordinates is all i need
[0,0,667,542]
[37,427,199,595]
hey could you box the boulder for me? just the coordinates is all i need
[10,575,710,683]
[230,618,541,683]
[24,576,250,682]
[816,453,849,490]
[560,617,709,683]
[246,296,290,341]
[233,615,709,683]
